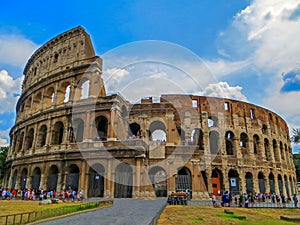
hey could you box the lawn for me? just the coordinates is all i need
[157,206,300,225]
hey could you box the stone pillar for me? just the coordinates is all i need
[134,158,141,197]
[105,159,113,198]
[240,171,246,194]
[80,161,87,197]
[223,170,230,192]
[265,176,270,193]
[253,173,259,194]
[56,173,63,193]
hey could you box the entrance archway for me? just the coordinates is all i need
[20,168,28,190]
[211,169,222,196]
[258,172,266,194]
[114,163,133,198]
[88,164,105,197]
[245,172,253,194]
[66,164,80,191]
[148,166,167,197]
[176,167,192,198]
[269,173,275,193]
[31,167,41,190]
[47,165,58,191]
[228,169,240,194]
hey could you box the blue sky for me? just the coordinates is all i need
[0,0,300,151]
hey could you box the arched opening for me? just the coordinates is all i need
[278,174,283,195]
[228,169,240,194]
[72,118,84,142]
[176,125,185,144]
[149,120,166,142]
[66,164,80,191]
[269,173,275,193]
[44,87,55,107]
[114,163,133,198]
[33,92,42,112]
[240,133,248,155]
[245,172,253,194]
[176,167,192,198]
[95,116,108,141]
[25,97,32,111]
[258,172,266,194]
[264,138,270,160]
[148,166,167,197]
[16,131,24,152]
[11,170,18,190]
[262,124,268,135]
[225,131,234,155]
[280,142,285,161]
[80,80,90,99]
[129,122,141,138]
[64,84,71,103]
[211,169,223,196]
[37,125,47,147]
[290,176,294,195]
[253,134,260,154]
[284,175,290,196]
[31,167,41,190]
[209,131,219,155]
[25,128,34,150]
[88,164,105,198]
[208,115,218,127]
[20,168,28,190]
[52,121,64,145]
[273,140,280,162]
[47,165,58,191]
[191,128,204,150]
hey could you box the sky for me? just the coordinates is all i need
[0,0,300,151]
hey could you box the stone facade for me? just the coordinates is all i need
[3,26,297,199]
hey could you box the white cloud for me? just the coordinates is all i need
[0,70,23,113]
[0,129,9,147]
[195,82,248,102]
[0,34,38,68]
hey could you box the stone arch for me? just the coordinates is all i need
[148,166,167,197]
[176,167,192,197]
[209,130,220,155]
[25,96,32,112]
[16,131,24,152]
[37,125,47,147]
[52,121,64,145]
[253,134,260,154]
[57,82,71,104]
[269,173,275,193]
[80,79,90,100]
[280,142,285,161]
[47,165,59,191]
[208,115,218,127]
[72,118,84,142]
[176,125,186,144]
[66,164,80,191]
[33,92,42,112]
[114,163,133,198]
[245,172,254,194]
[225,131,235,155]
[20,168,28,190]
[95,116,108,141]
[273,139,280,162]
[258,172,266,194]
[11,169,18,190]
[262,124,268,135]
[240,133,248,155]
[284,174,289,196]
[88,163,105,198]
[44,86,55,107]
[25,128,34,150]
[31,167,41,190]
[191,128,204,150]
[149,120,166,141]
[129,122,141,138]
[264,138,271,161]
[228,169,240,194]
[211,168,223,196]
[289,176,294,195]
[278,174,283,195]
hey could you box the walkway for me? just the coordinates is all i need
[37,198,167,225]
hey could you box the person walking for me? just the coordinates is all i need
[293,194,298,208]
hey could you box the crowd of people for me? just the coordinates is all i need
[0,187,84,202]
[213,191,299,208]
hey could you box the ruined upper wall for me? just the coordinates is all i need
[22,26,99,93]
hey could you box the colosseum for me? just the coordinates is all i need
[3,26,297,199]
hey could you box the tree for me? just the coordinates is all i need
[0,146,9,184]
[292,128,300,144]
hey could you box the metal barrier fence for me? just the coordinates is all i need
[188,200,299,208]
[0,200,113,225]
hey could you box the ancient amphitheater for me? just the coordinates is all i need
[3,26,297,199]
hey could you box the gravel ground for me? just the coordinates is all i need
[36,198,167,225]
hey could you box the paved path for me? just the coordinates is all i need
[37,198,167,225]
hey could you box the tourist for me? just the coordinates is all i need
[293,194,298,208]
[281,194,286,208]
[212,194,217,207]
